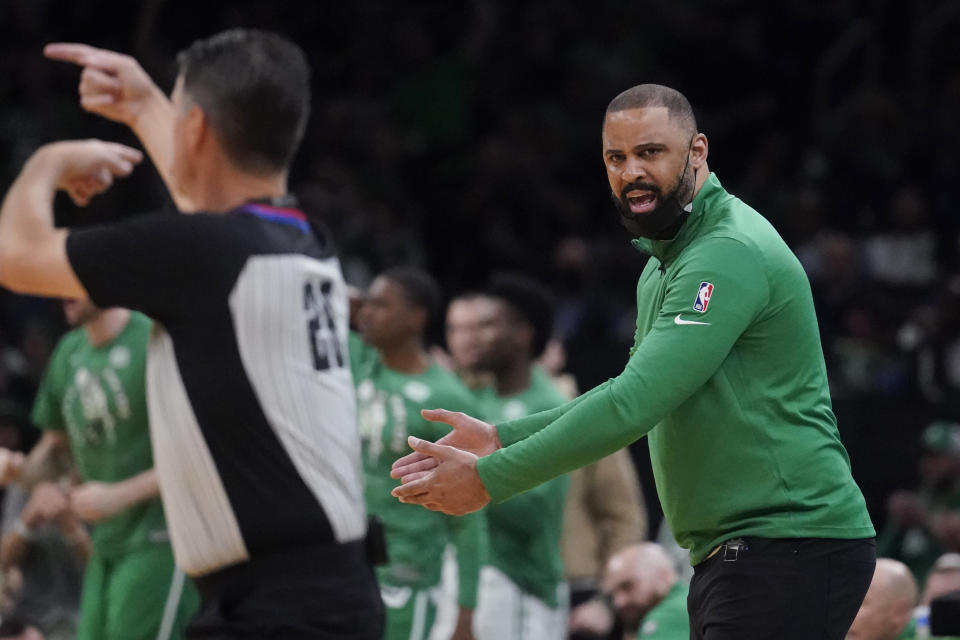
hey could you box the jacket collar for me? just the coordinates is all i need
[630,172,726,264]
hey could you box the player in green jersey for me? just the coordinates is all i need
[351,267,484,640]
[446,275,569,640]
[0,300,198,639]
[392,84,876,639]
[443,293,494,392]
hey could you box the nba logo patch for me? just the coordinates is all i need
[693,282,714,312]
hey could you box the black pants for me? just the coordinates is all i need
[187,540,384,639]
[688,537,875,640]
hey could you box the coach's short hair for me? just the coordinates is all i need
[382,267,443,326]
[605,84,697,137]
[486,272,555,358]
[177,29,310,175]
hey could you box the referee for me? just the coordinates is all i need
[0,30,382,638]
[392,84,877,639]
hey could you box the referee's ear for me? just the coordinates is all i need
[184,102,209,157]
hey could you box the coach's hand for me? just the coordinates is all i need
[391,437,491,515]
[37,140,142,207]
[391,409,501,483]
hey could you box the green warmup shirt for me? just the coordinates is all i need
[472,367,569,607]
[32,312,168,558]
[476,173,875,566]
[350,333,485,608]
[637,581,689,639]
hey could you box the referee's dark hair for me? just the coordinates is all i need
[381,266,443,327]
[606,84,697,138]
[486,272,556,358]
[176,29,310,175]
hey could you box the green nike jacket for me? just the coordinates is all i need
[476,173,875,565]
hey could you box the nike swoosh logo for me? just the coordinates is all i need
[674,314,711,326]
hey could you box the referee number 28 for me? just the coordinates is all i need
[303,279,345,372]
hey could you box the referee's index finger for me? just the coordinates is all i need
[44,43,124,70]
[105,142,144,165]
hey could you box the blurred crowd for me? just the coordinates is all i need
[0,1,958,635]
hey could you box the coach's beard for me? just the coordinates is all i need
[614,160,696,241]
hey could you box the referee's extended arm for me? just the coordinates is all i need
[0,140,141,298]
[45,43,199,213]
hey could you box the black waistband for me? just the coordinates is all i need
[696,536,876,569]
[192,539,368,599]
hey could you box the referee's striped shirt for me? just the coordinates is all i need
[65,201,366,576]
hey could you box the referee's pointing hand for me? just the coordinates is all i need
[391,436,491,516]
[44,43,163,128]
[39,139,142,207]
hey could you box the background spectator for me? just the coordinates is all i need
[846,558,918,640]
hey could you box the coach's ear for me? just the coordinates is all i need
[690,132,708,169]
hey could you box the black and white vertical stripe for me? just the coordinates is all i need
[147,327,250,574]
[229,255,365,543]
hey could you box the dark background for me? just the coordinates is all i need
[1,0,959,536]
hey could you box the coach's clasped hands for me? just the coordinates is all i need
[390,408,500,515]
[390,437,489,515]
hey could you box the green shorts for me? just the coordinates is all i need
[381,582,440,640]
[76,545,199,640]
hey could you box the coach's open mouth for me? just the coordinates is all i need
[626,191,658,214]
